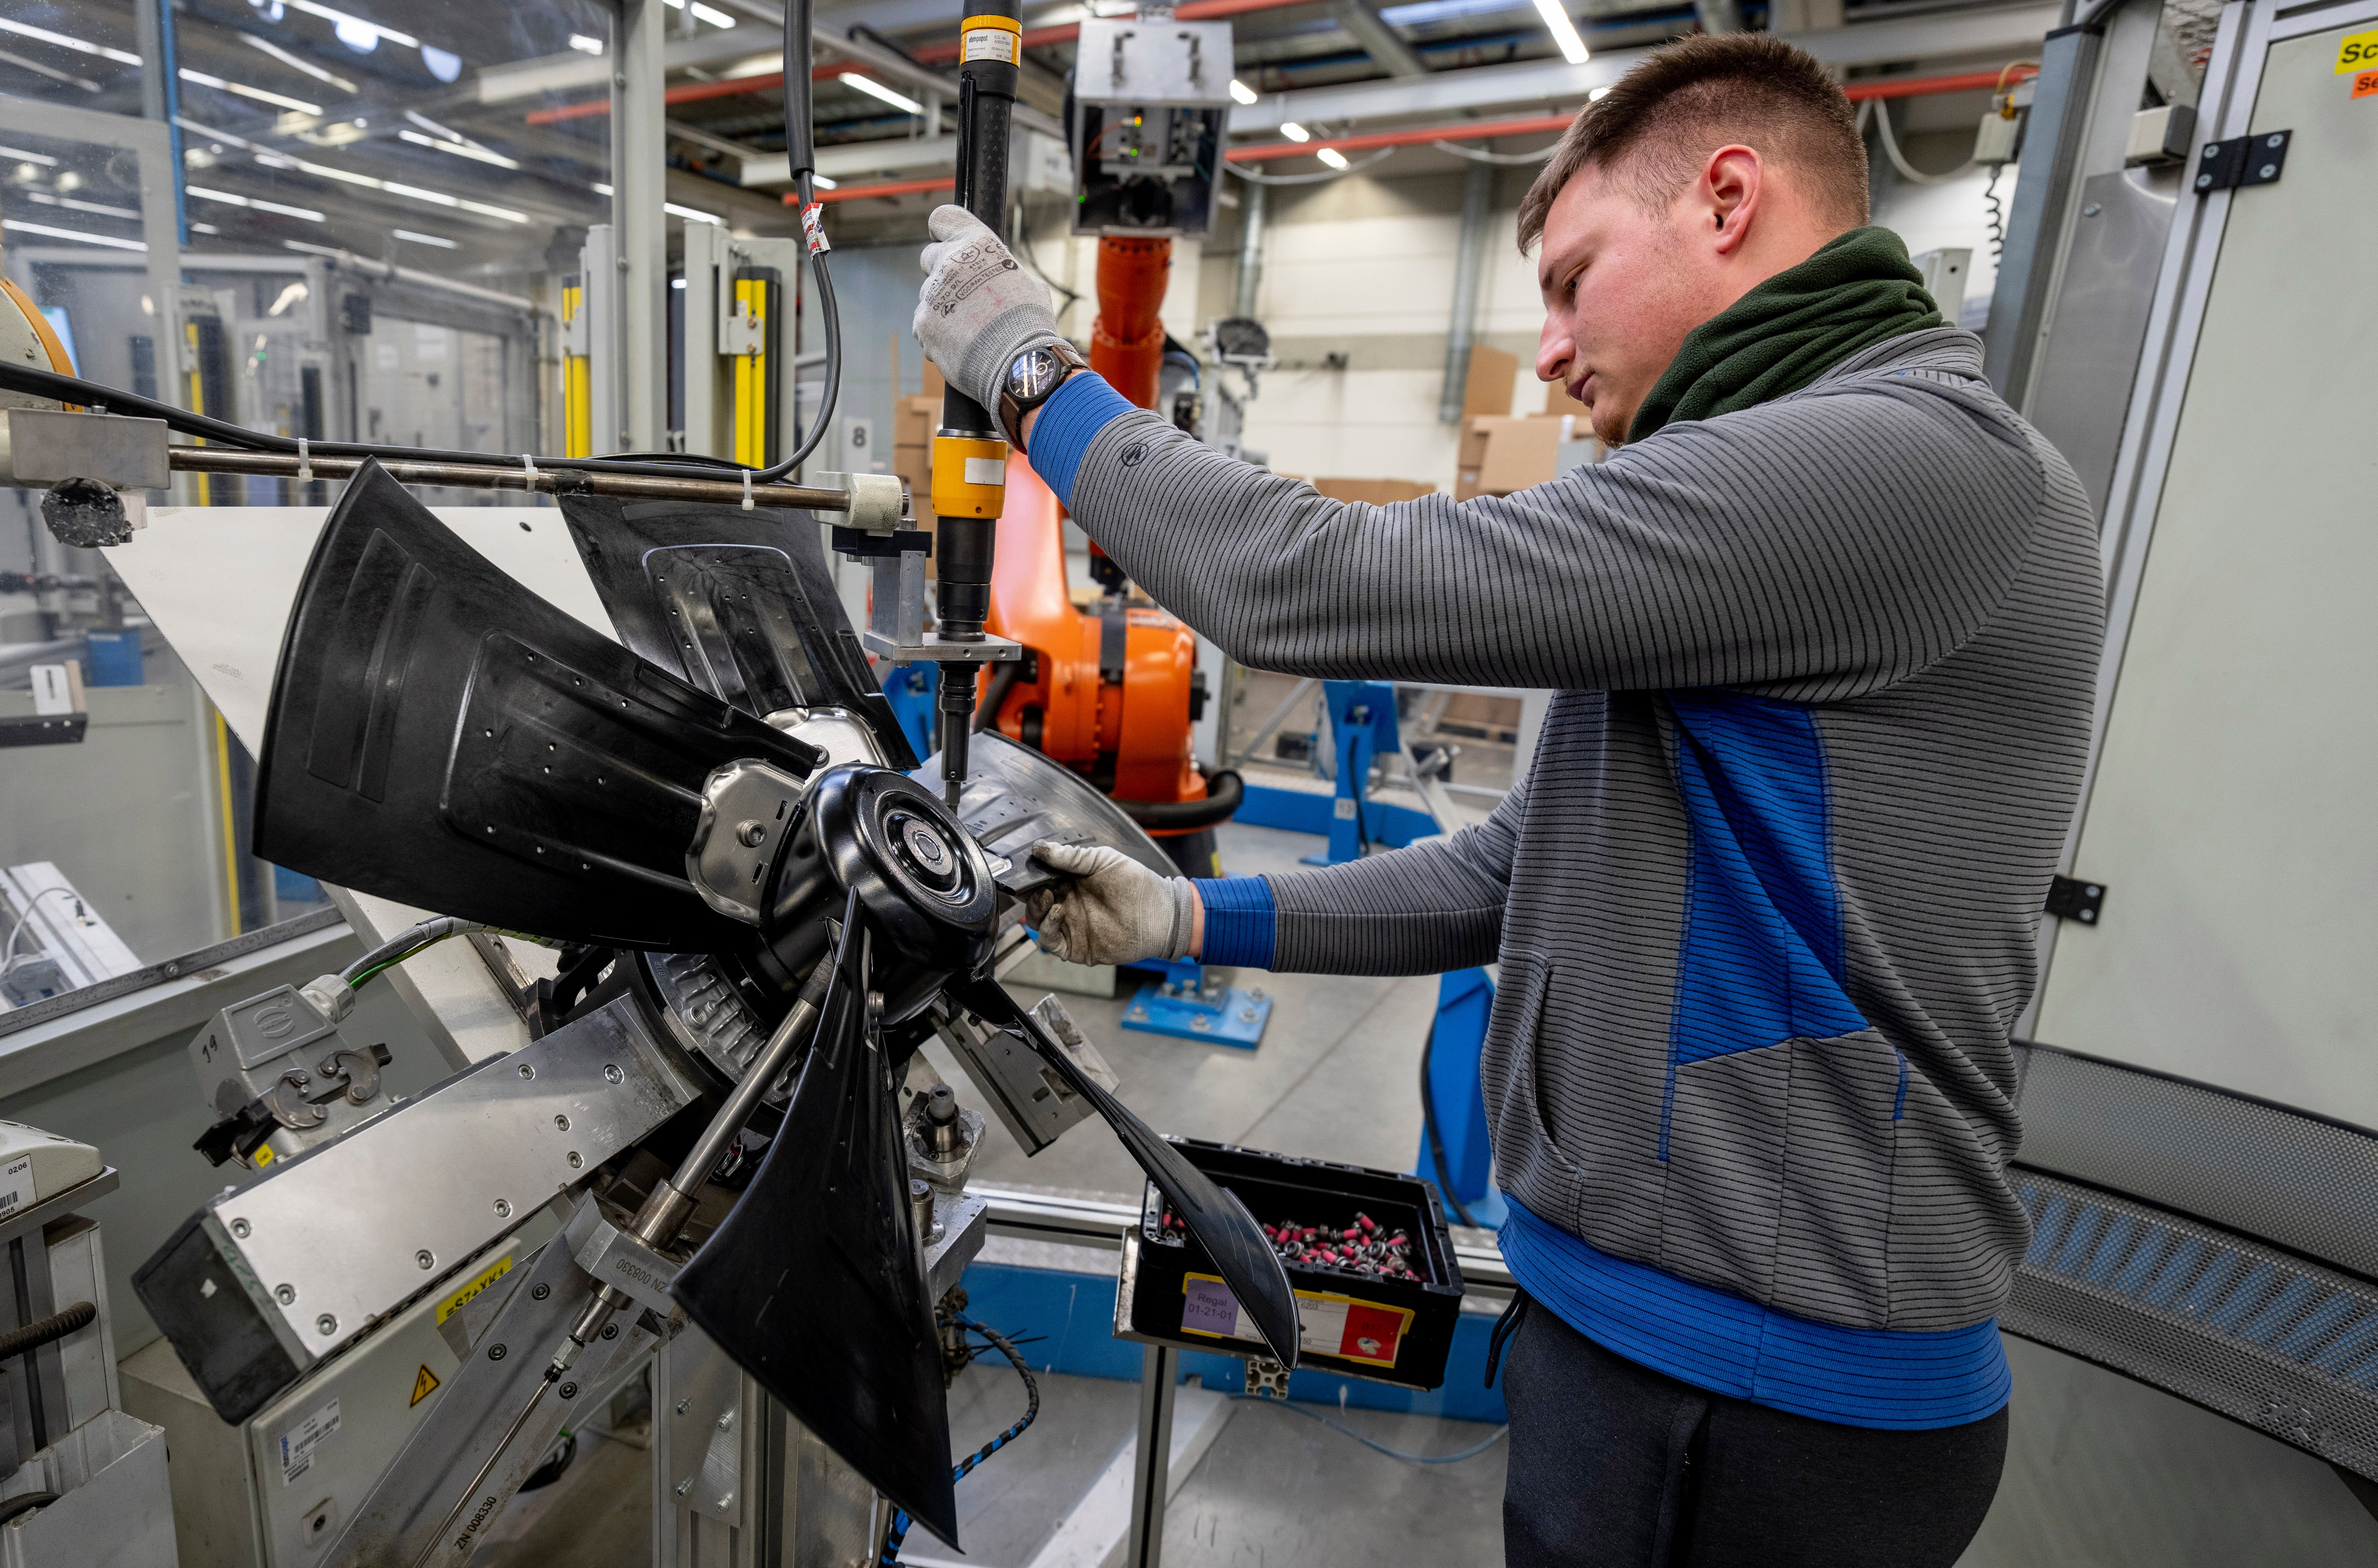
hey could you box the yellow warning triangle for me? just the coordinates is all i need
[410,1365,441,1407]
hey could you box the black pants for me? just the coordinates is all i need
[1499,1296,2008,1568]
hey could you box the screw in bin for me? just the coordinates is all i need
[604,1064,624,1084]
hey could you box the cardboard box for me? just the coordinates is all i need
[1311,477,1437,506]
[1542,377,1590,420]
[1456,347,1518,472]
[1460,415,1564,498]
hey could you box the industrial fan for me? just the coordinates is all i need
[245,460,1298,1548]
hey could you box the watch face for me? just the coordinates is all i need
[1007,346,1063,401]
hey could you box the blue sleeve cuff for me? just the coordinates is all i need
[1197,875,1275,970]
[1027,372,1137,507]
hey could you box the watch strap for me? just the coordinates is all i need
[998,340,1089,453]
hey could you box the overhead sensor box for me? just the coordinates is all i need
[1071,17,1236,240]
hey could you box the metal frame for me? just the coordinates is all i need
[614,0,669,453]
[2023,0,2378,1027]
[0,95,184,425]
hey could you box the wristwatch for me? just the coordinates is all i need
[998,340,1090,453]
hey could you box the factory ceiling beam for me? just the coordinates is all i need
[1331,0,1433,77]
[1225,1,2062,130]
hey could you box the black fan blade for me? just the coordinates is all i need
[954,978,1301,1368]
[922,730,1175,898]
[672,892,959,1547]
[253,461,821,950]
[557,493,919,769]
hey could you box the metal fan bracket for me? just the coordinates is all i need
[924,1191,990,1300]
[862,548,1023,664]
[930,997,1113,1156]
[686,759,810,925]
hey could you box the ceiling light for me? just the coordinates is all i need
[398,128,519,169]
[243,33,357,91]
[666,202,723,224]
[421,45,460,82]
[267,281,310,315]
[186,185,326,221]
[811,173,837,190]
[0,46,102,93]
[1280,122,1309,142]
[191,221,222,235]
[1588,85,1610,100]
[1530,0,1589,66]
[569,35,604,55]
[691,2,737,24]
[722,55,781,78]
[0,19,142,67]
[1316,147,1349,170]
[180,67,322,115]
[26,191,142,220]
[839,73,924,115]
[2,218,146,251]
[592,181,613,196]
[672,276,688,288]
[1229,78,1257,106]
[0,145,58,167]
[281,0,416,50]
[393,228,458,248]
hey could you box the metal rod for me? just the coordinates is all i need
[412,1370,561,1568]
[1124,1341,1179,1568]
[664,993,821,1202]
[164,448,850,511]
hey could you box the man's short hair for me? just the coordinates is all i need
[1516,33,1868,251]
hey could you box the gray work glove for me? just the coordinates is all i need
[1023,841,1196,968]
[913,203,1063,414]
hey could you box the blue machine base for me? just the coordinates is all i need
[1121,981,1270,1048]
[1236,783,1443,850]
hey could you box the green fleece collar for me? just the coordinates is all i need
[1627,225,1944,444]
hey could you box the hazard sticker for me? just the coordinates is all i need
[2354,69,2378,99]
[410,1364,441,1408]
[2336,26,2378,73]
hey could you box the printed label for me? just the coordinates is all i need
[279,1398,341,1486]
[0,1156,33,1220]
[1177,1274,1417,1368]
[962,27,1020,64]
[963,455,1009,487]
[434,1253,514,1325]
[2336,27,2378,72]
[2355,68,2378,99]
[800,201,832,256]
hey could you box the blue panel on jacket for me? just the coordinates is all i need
[1665,691,1868,1068]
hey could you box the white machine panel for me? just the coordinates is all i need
[100,506,616,757]
[2033,11,2378,1125]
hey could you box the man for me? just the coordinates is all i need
[916,32,2100,1566]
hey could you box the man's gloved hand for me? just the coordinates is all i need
[1023,841,1197,968]
[913,204,1062,414]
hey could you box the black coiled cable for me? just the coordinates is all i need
[879,1314,1040,1567]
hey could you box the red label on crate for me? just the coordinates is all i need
[1340,1302,1405,1365]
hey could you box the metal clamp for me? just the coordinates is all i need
[565,1202,683,1319]
[814,470,907,534]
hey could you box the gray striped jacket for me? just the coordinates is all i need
[1062,329,2103,1332]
